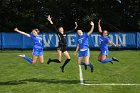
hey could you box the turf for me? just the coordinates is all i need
[0,50,140,93]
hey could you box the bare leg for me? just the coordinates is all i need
[60,51,71,72]
[63,51,70,59]
[57,50,62,62]
[32,56,38,64]
[98,54,113,64]
[39,55,44,64]
[84,56,90,65]
[98,54,106,61]
[78,57,83,65]
[84,56,94,72]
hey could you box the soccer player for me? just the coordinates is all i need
[74,21,94,72]
[98,19,119,64]
[47,15,78,72]
[14,28,44,64]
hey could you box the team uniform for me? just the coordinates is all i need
[99,35,110,56]
[57,31,67,52]
[77,33,94,72]
[52,25,75,52]
[30,34,43,56]
[19,34,44,64]
[98,33,119,64]
[47,24,75,72]
[78,33,90,57]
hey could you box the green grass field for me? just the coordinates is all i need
[0,50,140,93]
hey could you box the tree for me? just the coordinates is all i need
[0,0,139,32]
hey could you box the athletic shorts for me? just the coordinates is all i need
[32,48,43,56]
[57,44,67,53]
[78,49,90,57]
[100,49,109,56]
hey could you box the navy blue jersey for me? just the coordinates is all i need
[30,34,43,49]
[78,33,89,49]
[99,36,110,50]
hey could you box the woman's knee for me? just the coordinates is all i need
[32,61,37,64]
[40,61,44,64]
[78,61,81,65]
[101,56,106,61]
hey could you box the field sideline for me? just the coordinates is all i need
[0,50,140,93]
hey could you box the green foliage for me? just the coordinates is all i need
[0,0,139,32]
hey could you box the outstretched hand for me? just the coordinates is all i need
[75,22,78,29]
[14,28,19,32]
[75,22,78,26]
[47,15,52,21]
[98,19,101,23]
[90,21,94,26]
[47,15,53,24]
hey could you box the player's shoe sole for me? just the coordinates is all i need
[18,54,25,57]
[112,57,119,62]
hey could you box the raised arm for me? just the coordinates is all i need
[74,22,78,29]
[87,21,94,36]
[66,22,78,34]
[14,28,30,37]
[47,15,58,32]
[47,15,53,24]
[74,44,79,55]
[108,40,120,47]
[98,19,103,33]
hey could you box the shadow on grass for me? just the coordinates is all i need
[0,80,27,85]
[0,78,80,85]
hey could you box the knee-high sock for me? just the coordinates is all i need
[62,59,71,68]
[87,62,93,68]
[50,59,61,63]
[23,56,32,64]
[100,58,113,64]
[81,62,86,66]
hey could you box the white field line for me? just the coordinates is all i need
[79,65,84,85]
[79,65,140,86]
[83,83,140,86]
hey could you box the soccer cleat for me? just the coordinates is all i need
[47,58,51,64]
[109,61,113,64]
[112,57,119,62]
[60,66,64,73]
[84,65,87,70]
[91,66,94,72]
[18,54,25,58]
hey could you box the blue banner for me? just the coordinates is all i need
[0,33,2,49]
[137,32,140,48]
[43,32,138,49]
[0,32,140,49]
[2,33,23,49]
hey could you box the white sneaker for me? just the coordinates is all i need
[18,54,25,57]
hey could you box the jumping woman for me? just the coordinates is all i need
[98,19,119,64]
[47,15,78,72]
[74,21,94,72]
[14,28,44,64]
